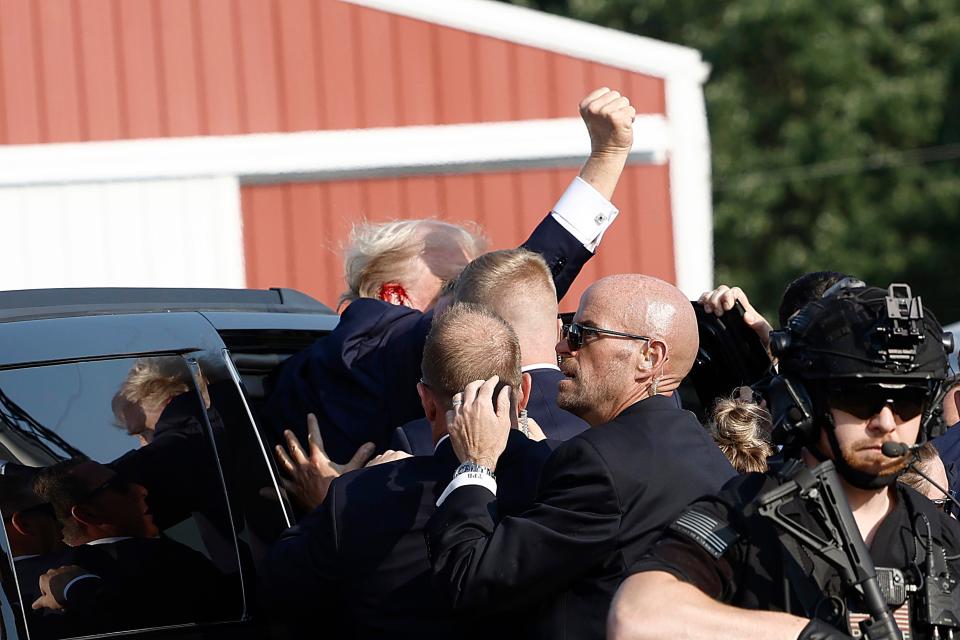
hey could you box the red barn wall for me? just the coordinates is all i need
[0,0,674,309]
[241,164,674,311]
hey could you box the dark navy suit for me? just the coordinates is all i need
[391,367,588,456]
[425,395,736,640]
[263,431,558,639]
[263,215,592,463]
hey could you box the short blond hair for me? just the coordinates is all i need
[340,219,487,307]
[709,397,774,473]
[454,248,556,310]
[421,303,521,405]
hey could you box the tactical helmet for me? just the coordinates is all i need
[764,281,954,469]
[771,281,951,386]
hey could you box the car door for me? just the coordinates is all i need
[0,312,292,640]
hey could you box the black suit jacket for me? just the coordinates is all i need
[264,431,557,639]
[263,215,592,463]
[425,395,736,640]
[391,368,587,456]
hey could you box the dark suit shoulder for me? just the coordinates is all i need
[391,419,434,456]
[571,396,735,499]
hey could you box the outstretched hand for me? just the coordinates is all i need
[447,376,513,471]
[275,413,374,511]
[366,449,413,467]
[699,285,774,349]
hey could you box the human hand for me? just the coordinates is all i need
[579,87,636,157]
[366,449,413,467]
[447,376,512,470]
[32,565,88,611]
[699,285,774,348]
[274,413,375,511]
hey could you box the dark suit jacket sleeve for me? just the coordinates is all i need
[262,492,344,621]
[521,215,594,301]
[425,438,621,613]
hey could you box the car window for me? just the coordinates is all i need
[0,355,244,639]
[195,349,293,572]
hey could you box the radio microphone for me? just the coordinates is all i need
[880,442,922,458]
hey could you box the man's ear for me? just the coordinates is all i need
[378,283,412,307]
[9,511,32,537]
[69,504,101,528]
[636,340,668,378]
[518,373,532,412]
[417,382,439,423]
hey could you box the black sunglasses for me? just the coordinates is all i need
[824,384,928,421]
[561,323,650,351]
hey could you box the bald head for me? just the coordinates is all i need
[557,274,698,426]
[586,275,698,389]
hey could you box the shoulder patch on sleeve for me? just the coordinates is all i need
[669,509,739,559]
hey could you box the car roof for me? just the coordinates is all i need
[0,287,336,323]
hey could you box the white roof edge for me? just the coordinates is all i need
[0,116,669,187]
[342,0,710,84]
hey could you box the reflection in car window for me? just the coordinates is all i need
[0,356,243,639]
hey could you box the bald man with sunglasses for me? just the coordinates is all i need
[424,274,735,640]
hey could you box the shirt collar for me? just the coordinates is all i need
[522,363,561,372]
[86,536,134,546]
[434,433,450,453]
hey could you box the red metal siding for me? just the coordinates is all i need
[2,0,675,306]
[241,164,675,311]
[0,0,665,143]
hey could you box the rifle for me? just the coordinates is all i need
[752,459,902,640]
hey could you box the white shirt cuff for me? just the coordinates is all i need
[436,470,498,506]
[550,176,619,253]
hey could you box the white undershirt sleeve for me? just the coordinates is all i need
[436,470,498,507]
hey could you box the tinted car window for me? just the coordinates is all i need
[0,356,244,639]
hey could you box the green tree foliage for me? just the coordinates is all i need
[508,0,960,322]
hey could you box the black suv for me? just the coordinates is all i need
[0,288,339,640]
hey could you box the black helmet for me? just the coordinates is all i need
[771,281,951,385]
[764,281,954,460]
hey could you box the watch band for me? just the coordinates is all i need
[454,462,496,479]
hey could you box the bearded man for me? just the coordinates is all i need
[610,281,959,640]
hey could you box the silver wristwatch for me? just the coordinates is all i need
[454,462,496,479]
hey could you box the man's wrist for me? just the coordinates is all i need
[588,146,631,160]
[436,461,498,506]
[458,460,497,476]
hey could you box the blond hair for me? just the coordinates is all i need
[340,219,487,308]
[709,397,774,473]
[421,303,521,405]
[454,248,556,311]
[111,357,209,433]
